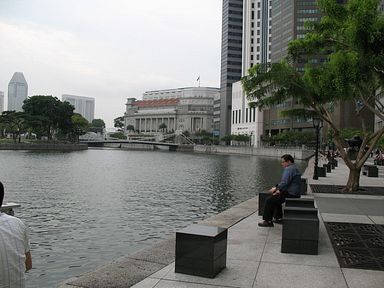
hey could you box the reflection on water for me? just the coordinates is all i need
[0,149,307,287]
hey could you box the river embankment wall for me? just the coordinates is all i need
[193,145,313,160]
[0,143,88,151]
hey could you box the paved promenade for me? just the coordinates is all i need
[59,157,384,288]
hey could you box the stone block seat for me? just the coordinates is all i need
[281,206,319,255]
[323,163,332,173]
[362,164,378,177]
[175,224,227,278]
[316,166,327,177]
[284,198,315,208]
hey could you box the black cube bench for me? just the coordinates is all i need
[363,165,378,177]
[281,206,319,255]
[323,163,332,173]
[175,224,227,278]
[316,166,327,177]
[329,158,338,168]
[285,198,315,208]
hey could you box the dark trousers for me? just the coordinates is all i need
[262,192,299,221]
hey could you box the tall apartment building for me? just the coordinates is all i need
[0,91,4,113]
[219,0,244,138]
[8,72,28,112]
[62,94,95,123]
[230,0,272,147]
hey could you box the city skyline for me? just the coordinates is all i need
[0,0,222,127]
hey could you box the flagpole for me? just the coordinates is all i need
[196,75,200,87]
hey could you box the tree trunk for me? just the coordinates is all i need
[345,167,361,192]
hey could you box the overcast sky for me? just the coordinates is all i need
[0,0,222,127]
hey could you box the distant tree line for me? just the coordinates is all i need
[0,95,106,143]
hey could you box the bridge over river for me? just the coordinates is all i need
[80,139,179,151]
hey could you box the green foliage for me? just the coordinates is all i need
[23,95,74,140]
[267,130,315,146]
[232,134,250,143]
[220,134,250,145]
[126,124,135,132]
[89,118,106,133]
[0,111,27,143]
[109,132,127,140]
[71,113,89,143]
[114,116,124,130]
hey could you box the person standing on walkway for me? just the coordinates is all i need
[259,154,302,227]
[0,181,32,288]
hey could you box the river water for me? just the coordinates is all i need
[0,148,307,287]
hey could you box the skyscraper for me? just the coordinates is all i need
[8,72,28,112]
[230,0,272,146]
[266,0,373,136]
[219,0,243,138]
[62,94,95,123]
[0,91,4,113]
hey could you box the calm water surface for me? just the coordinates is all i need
[0,148,307,287]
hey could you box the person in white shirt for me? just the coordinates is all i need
[0,181,32,288]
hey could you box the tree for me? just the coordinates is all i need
[89,119,105,133]
[0,111,27,143]
[242,0,384,192]
[126,124,135,132]
[23,95,74,140]
[71,113,89,143]
[114,116,124,131]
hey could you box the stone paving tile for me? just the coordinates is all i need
[265,224,283,244]
[130,277,160,288]
[254,262,348,288]
[320,213,374,224]
[342,268,384,288]
[227,227,269,245]
[261,242,339,267]
[350,198,384,216]
[369,215,384,224]
[148,263,174,279]
[162,259,259,288]
[154,279,237,288]
[315,197,362,214]
[227,242,264,262]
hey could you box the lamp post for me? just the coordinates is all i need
[313,115,323,180]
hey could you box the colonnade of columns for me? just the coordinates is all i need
[135,117,177,132]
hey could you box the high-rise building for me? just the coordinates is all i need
[230,0,272,146]
[8,72,28,112]
[0,91,4,113]
[266,0,373,137]
[62,94,95,123]
[219,0,244,138]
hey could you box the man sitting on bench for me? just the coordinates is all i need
[259,154,302,227]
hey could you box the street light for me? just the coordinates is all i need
[313,115,323,180]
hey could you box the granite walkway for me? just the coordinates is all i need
[59,157,384,288]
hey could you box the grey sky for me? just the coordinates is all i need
[0,0,222,127]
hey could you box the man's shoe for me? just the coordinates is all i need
[274,218,283,224]
[258,221,274,227]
